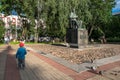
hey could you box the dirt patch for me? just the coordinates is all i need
[26,44,120,64]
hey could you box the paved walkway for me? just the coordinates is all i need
[0,45,120,80]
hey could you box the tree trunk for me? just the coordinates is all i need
[88,26,94,37]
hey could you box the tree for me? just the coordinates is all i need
[0,0,115,42]
[86,0,115,40]
[106,16,120,38]
[46,0,69,39]
[0,20,5,42]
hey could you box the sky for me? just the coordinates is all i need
[112,0,120,15]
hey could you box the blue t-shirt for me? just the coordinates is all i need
[16,47,27,59]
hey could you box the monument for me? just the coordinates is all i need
[66,9,88,48]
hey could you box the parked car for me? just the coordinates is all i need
[38,37,51,42]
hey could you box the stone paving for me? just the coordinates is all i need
[0,45,73,80]
[87,67,120,80]
[0,46,7,80]
[0,44,120,80]
[26,44,120,80]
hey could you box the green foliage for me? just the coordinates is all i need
[87,0,114,38]
[91,27,104,40]
[107,37,120,42]
[0,20,5,42]
[105,16,120,40]
[0,0,116,42]
[10,41,19,44]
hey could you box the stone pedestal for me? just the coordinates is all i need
[78,29,88,48]
[66,28,88,48]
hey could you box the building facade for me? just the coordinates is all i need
[0,13,22,40]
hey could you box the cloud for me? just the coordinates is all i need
[112,1,120,15]
[117,1,120,4]
[116,0,120,4]
[115,0,120,2]
[116,1,120,6]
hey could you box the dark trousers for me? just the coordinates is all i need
[18,59,25,68]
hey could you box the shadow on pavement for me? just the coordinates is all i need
[0,45,21,80]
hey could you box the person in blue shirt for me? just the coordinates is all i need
[16,42,27,69]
